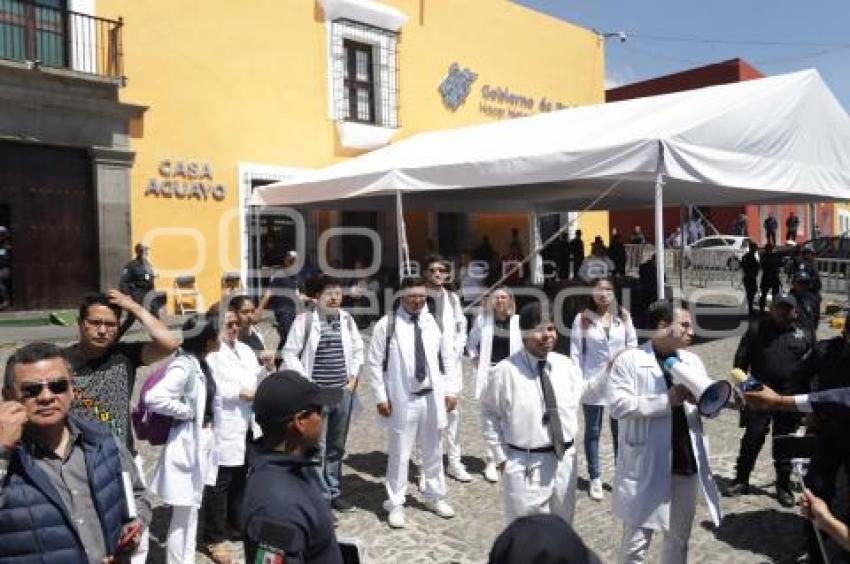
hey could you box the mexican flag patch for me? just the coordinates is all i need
[255,545,285,564]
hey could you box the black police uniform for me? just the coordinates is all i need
[758,251,782,312]
[740,250,760,316]
[730,314,813,490]
[790,285,819,336]
[243,451,342,564]
[119,257,154,305]
[802,337,850,562]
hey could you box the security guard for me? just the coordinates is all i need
[243,370,344,564]
[740,242,760,317]
[722,292,813,507]
[758,243,782,313]
[790,268,819,336]
[798,315,850,562]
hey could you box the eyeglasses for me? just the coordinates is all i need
[84,318,119,330]
[19,378,70,400]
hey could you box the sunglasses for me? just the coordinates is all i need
[19,378,70,400]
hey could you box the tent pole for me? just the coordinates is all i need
[529,211,543,285]
[679,204,686,295]
[395,190,411,280]
[655,172,665,300]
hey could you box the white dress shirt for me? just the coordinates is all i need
[481,350,607,465]
[570,308,637,405]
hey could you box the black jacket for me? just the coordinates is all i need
[734,315,813,394]
[243,451,341,564]
[803,337,850,435]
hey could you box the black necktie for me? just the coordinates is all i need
[426,294,444,333]
[411,313,427,382]
[538,359,566,460]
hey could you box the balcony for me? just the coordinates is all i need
[0,0,123,82]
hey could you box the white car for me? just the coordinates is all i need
[683,235,750,270]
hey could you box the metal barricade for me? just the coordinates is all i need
[816,258,850,295]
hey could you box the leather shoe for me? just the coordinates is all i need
[331,497,355,513]
[721,480,750,497]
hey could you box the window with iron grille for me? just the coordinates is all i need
[331,18,398,129]
[0,0,67,67]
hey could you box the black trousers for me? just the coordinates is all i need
[200,464,247,544]
[744,279,758,315]
[804,433,850,563]
[759,281,781,312]
[734,409,800,487]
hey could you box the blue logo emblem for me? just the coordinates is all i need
[439,63,477,111]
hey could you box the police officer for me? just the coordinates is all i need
[243,370,344,564]
[758,243,782,313]
[119,243,155,308]
[790,268,819,336]
[722,292,813,507]
[741,242,760,317]
[797,314,850,562]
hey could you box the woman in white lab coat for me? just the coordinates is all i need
[570,275,637,501]
[146,313,222,564]
[200,306,273,559]
[467,286,522,482]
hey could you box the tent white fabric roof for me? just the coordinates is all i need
[252,69,850,213]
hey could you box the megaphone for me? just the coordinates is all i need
[663,356,732,418]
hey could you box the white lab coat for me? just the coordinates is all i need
[466,313,522,399]
[570,308,637,406]
[206,340,269,467]
[609,341,722,531]
[146,353,217,507]
[282,308,364,380]
[425,288,467,383]
[367,307,458,433]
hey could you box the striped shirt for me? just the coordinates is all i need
[312,314,348,388]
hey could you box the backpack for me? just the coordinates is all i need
[131,359,175,446]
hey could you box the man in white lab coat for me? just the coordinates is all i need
[609,301,722,564]
[283,275,364,512]
[423,255,470,482]
[367,276,459,529]
[481,302,607,524]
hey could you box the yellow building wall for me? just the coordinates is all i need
[96,0,604,307]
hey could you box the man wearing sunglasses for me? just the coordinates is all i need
[423,255,469,483]
[243,370,343,564]
[0,342,152,562]
[66,291,179,455]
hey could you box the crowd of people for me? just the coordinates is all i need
[0,230,848,564]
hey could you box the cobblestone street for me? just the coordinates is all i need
[180,320,837,564]
[1,299,838,563]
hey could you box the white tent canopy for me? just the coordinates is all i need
[253,69,850,213]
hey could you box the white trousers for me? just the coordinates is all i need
[444,402,462,465]
[386,394,446,508]
[131,454,149,564]
[167,505,199,564]
[501,447,577,524]
[619,474,699,564]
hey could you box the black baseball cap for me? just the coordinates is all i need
[253,370,342,425]
[773,292,797,309]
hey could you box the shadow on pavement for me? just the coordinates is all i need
[703,509,807,562]
[344,450,387,480]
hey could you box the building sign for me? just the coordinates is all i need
[144,159,226,201]
[438,62,570,119]
[438,63,478,111]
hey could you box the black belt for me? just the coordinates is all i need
[507,441,573,454]
[412,388,433,397]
